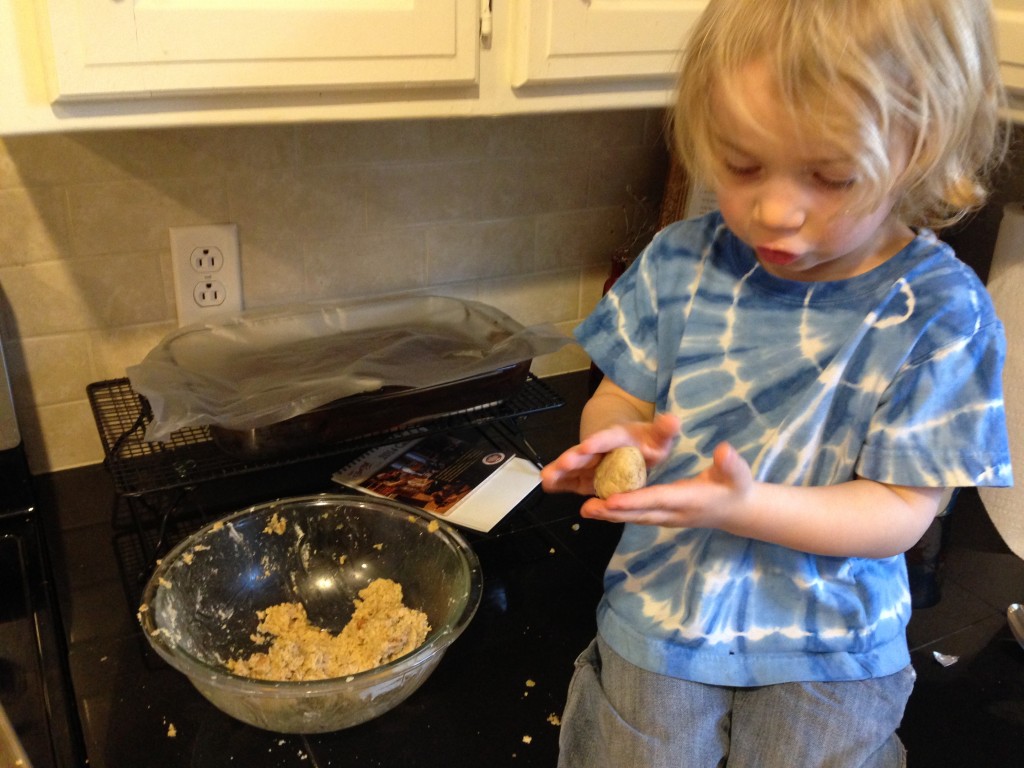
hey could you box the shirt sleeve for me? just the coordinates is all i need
[574,241,664,404]
[857,316,1013,488]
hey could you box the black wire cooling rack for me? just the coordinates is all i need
[86,374,564,498]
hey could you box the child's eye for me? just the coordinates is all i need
[814,172,857,191]
[724,160,760,178]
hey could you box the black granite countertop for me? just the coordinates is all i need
[34,372,613,768]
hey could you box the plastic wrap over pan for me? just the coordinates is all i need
[126,295,570,459]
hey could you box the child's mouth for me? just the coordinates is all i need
[756,247,799,266]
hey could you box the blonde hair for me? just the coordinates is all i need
[673,0,1008,229]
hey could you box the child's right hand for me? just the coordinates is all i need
[540,413,680,498]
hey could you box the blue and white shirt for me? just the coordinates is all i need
[578,212,1012,686]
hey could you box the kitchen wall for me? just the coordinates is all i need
[0,109,670,474]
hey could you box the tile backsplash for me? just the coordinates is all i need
[0,109,670,473]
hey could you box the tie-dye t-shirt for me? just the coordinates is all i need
[577,212,1012,687]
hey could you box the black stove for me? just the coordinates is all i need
[0,443,85,768]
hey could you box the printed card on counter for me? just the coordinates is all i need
[331,432,541,532]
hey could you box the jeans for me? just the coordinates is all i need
[558,636,915,768]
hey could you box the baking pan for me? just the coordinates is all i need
[209,359,530,460]
[127,295,568,451]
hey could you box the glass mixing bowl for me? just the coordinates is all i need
[138,494,483,733]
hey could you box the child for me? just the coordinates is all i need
[540,1,1012,765]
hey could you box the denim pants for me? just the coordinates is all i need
[558,635,915,768]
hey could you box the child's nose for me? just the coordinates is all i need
[754,179,806,230]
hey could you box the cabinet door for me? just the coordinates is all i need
[995,1,1024,92]
[34,0,480,101]
[511,0,706,87]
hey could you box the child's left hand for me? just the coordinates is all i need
[579,441,754,529]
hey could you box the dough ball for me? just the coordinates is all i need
[594,446,647,499]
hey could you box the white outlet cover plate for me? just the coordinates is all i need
[169,224,243,327]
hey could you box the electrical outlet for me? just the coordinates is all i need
[194,280,228,307]
[169,224,243,326]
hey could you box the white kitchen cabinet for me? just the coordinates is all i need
[3,0,701,133]
[34,0,481,100]
[511,0,704,87]
[8,0,1024,134]
[996,1,1024,94]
